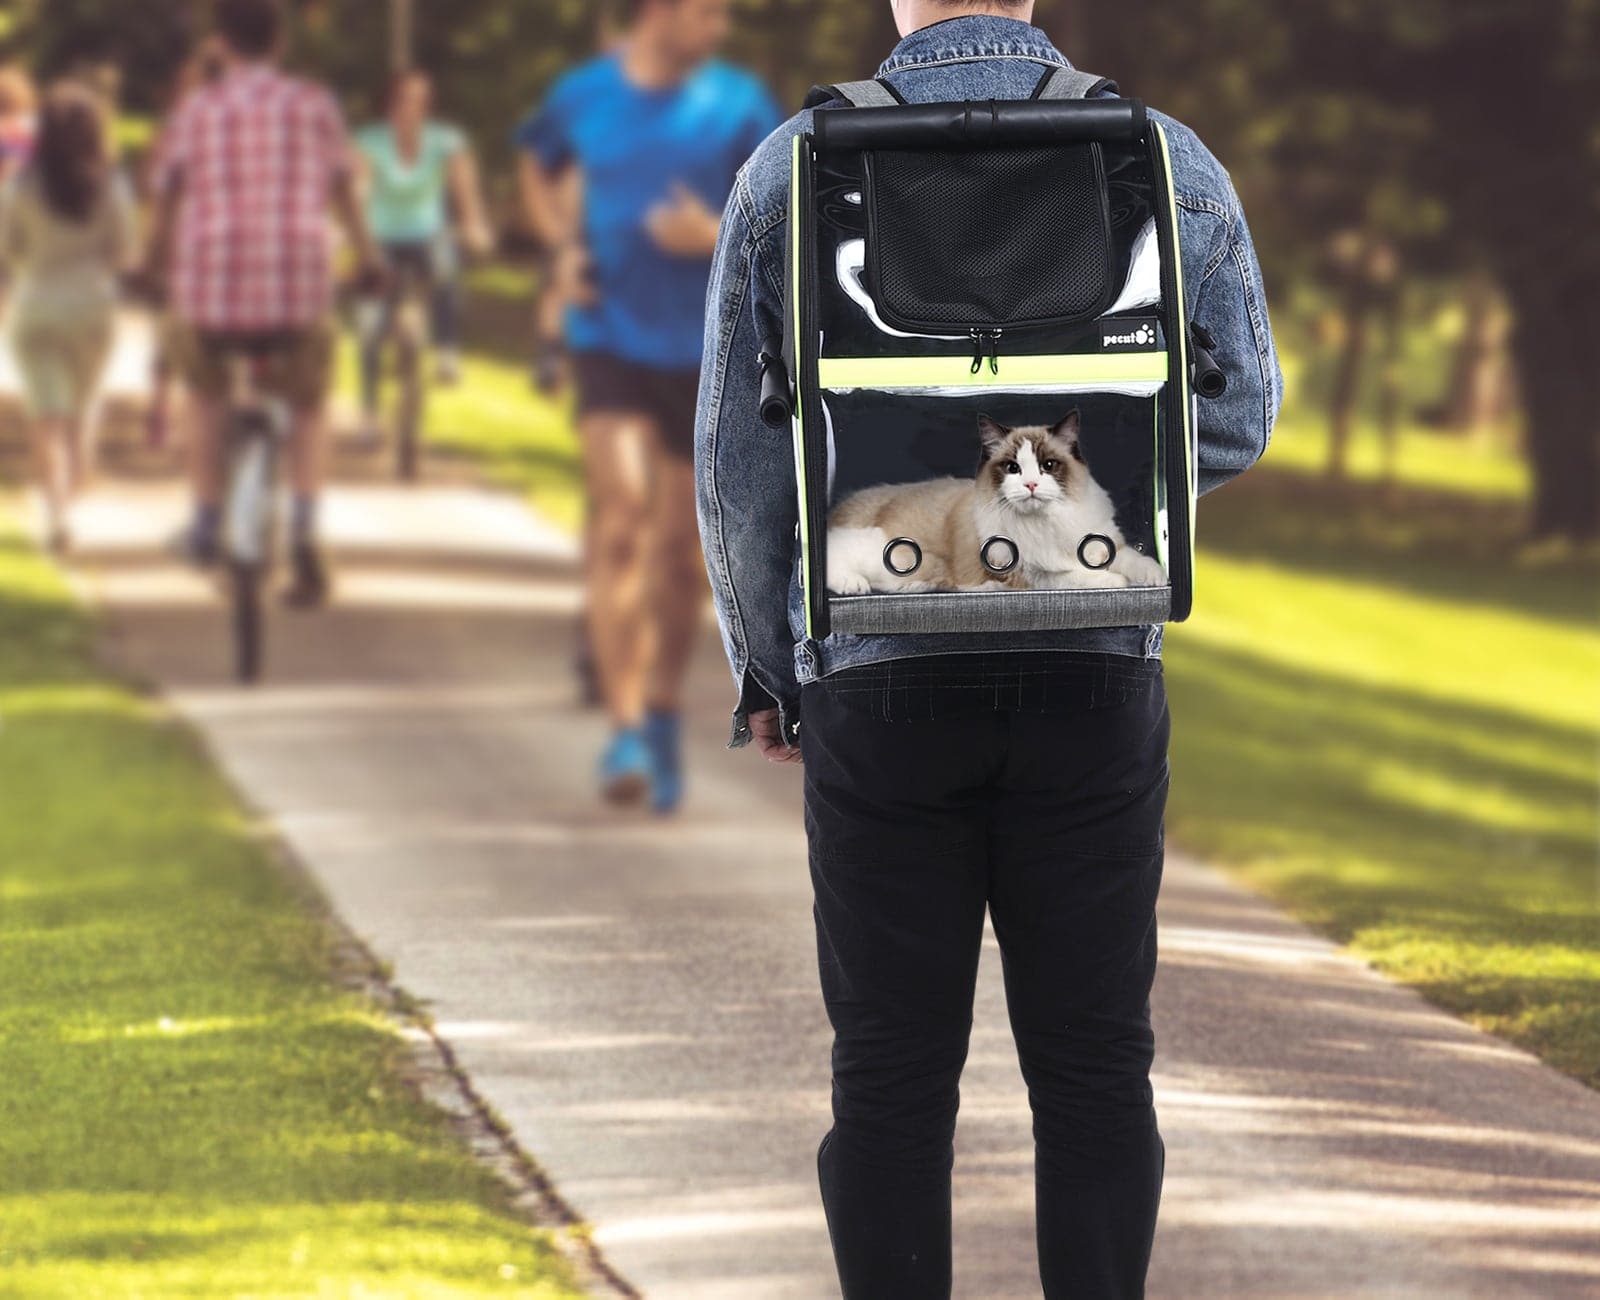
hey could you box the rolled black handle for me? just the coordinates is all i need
[759,351,794,429]
[1190,323,1227,400]
[816,99,1145,153]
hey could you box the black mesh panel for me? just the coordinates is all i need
[866,143,1112,333]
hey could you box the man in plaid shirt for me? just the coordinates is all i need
[146,0,380,605]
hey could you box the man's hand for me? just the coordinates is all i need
[748,709,803,765]
[645,183,723,259]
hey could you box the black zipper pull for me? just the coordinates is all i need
[970,329,1003,375]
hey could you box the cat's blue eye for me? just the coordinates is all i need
[1004,461,1021,474]
[1041,459,1059,472]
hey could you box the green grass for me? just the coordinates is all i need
[343,338,584,532]
[415,320,1598,1085]
[1164,461,1599,1086]
[462,263,541,303]
[112,114,157,156]
[425,354,584,533]
[0,514,585,1296]
[1263,406,1531,502]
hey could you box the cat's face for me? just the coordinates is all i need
[976,412,1088,514]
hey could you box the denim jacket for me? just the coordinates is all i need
[694,15,1283,746]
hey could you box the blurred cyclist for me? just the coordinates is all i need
[142,0,382,606]
[516,0,778,814]
[354,67,492,426]
[144,38,227,452]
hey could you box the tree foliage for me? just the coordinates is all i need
[2,0,1593,533]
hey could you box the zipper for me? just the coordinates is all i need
[969,328,1003,375]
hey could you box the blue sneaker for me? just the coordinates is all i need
[644,710,685,816]
[600,727,652,806]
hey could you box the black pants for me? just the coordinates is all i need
[800,659,1169,1299]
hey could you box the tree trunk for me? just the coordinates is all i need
[1326,280,1370,480]
[1428,26,1599,541]
[1444,272,1506,437]
[1376,290,1405,500]
[1501,275,1600,540]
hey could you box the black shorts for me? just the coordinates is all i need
[572,351,701,460]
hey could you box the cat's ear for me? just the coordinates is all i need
[977,413,1010,457]
[1052,410,1086,462]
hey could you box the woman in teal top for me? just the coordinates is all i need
[354,70,490,407]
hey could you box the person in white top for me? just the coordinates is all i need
[0,81,137,552]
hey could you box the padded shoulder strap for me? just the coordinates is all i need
[1032,66,1119,100]
[803,78,903,110]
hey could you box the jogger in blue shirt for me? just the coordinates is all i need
[516,0,778,814]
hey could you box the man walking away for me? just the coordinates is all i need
[516,0,778,815]
[695,1,1282,1295]
[144,0,382,607]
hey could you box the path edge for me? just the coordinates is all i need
[67,541,642,1300]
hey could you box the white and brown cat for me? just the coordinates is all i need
[827,411,1166,594]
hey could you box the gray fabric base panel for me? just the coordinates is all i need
[827,586,1172,635]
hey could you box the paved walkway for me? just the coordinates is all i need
[47,474,1600,1299]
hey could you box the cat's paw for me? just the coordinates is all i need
[1117,550,1167,587]
[1067,567,1131,589]
[827,569,875,596]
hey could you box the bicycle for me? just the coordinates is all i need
[354,246,434,482]
[124,273,294,683]
[210,333,298,684]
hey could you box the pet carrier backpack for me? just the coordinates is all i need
[758,68,1225,638]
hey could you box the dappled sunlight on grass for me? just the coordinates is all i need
[0,508,584,1294]
[1196,467,1595,634]
[1184,547,1597,726]
[1266,410,1531,502]
[0,1197,579,1298]
[338,339,584,531]
[426,356,585,532]
[1365,760,1591,842]
[1166,464,1599,1083]
[0,682,157,719]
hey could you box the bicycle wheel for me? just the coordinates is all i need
[394,305,428,483]
[230,561,265,684]
[224,417,281,682]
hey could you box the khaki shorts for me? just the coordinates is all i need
[168,319,335,411]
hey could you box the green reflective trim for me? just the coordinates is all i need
[1154,121,1196,563]
[1152,396,1167,568]
[791,136,813,637]
[817,352,1170,390]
